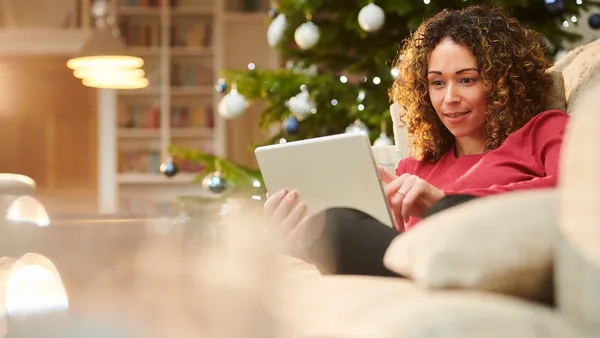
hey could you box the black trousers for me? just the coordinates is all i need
[303,194,478,277]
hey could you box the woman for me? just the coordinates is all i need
[264,5,569,276]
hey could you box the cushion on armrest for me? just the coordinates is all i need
[383,189,558,303]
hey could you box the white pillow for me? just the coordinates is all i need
[383,189,558,303]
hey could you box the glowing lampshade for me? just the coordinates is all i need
[66,28,143,71]
[82,77,149,89]
[67,25,148,89]
[73,67,145,80]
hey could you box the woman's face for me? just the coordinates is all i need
[427,38,488,141]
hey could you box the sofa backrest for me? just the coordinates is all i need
[553,38,600,332]
[549,38,600,114]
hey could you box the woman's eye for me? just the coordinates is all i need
[460,77,476,84]
[431,80,443,86]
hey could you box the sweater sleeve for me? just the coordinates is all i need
[444,110,569,197]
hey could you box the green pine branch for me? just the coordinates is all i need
[171,0,600,191]
[168,145,264,192]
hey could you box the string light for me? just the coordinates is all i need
[340,75,348,83]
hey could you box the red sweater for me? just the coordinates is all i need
[395,110,569,232]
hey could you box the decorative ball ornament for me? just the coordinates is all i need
[214,78,227,93]
[294,21,320,50]
[358,3,386,32]
[268,7,279,19]
[202,171,228,194]
[543,0,566,16]
[217,86,247,119]
[589,13,600,29]
[287,85,316,120]
[267,14,286,47]
[284,116,299,134]
[160,157,179,177]
[345,120,369,134]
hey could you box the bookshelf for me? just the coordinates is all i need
[107,0,276,213]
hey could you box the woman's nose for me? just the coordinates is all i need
[443,84,460,104]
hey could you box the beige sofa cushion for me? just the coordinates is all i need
[556,50,600,330]
[272,274,584,338]
[383,189,558,303]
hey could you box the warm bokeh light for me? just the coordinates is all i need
[82,77,149,89]
[4,254,69,317]
[73,67,145,80]
[5,196,50,227]
[66,55,144,70]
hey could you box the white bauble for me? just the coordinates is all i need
[373,133,394,147]
[218,89,247,119]
[294,21,320,50]
[358,3,386,32]
[287,88,316,120]
[267,14,286,47]
[345,120,369,134]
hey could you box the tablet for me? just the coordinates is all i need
[255,132,395,229]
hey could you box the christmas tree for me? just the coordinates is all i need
[168,0,599,191]
[216,0,599,144]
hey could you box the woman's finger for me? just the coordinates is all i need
[264,189,287,217]
[377,166,397,184]
[280,202,307,236]
[391,176,415,220]
[384,173,410,200]
[271,190,299,224]
[401,178,426,221]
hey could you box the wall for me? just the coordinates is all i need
[0,56,97,215]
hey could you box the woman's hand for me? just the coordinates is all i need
[263,189,309,251]
[377,167,445,223]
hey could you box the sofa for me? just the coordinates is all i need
[266,38,600,338]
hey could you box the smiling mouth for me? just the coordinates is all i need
[444,111,470,118]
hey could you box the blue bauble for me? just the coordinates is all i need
[589,13,600,30]
[284,116,299,134]
[202,172,228,194]
[160,160,179,177]
[544,0,566,15]
[214,79,227,93]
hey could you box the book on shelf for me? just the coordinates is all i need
[171,63,213,87]
[120,0,215,8]
[119,105,160,129]
[120,0,162,7]
[119,150,208,174]
[171,23,212,48]
[119,149,161,173]
[119,103,214,129]
[171,104,215,129]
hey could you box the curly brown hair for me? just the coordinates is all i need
[390,5,552,162]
